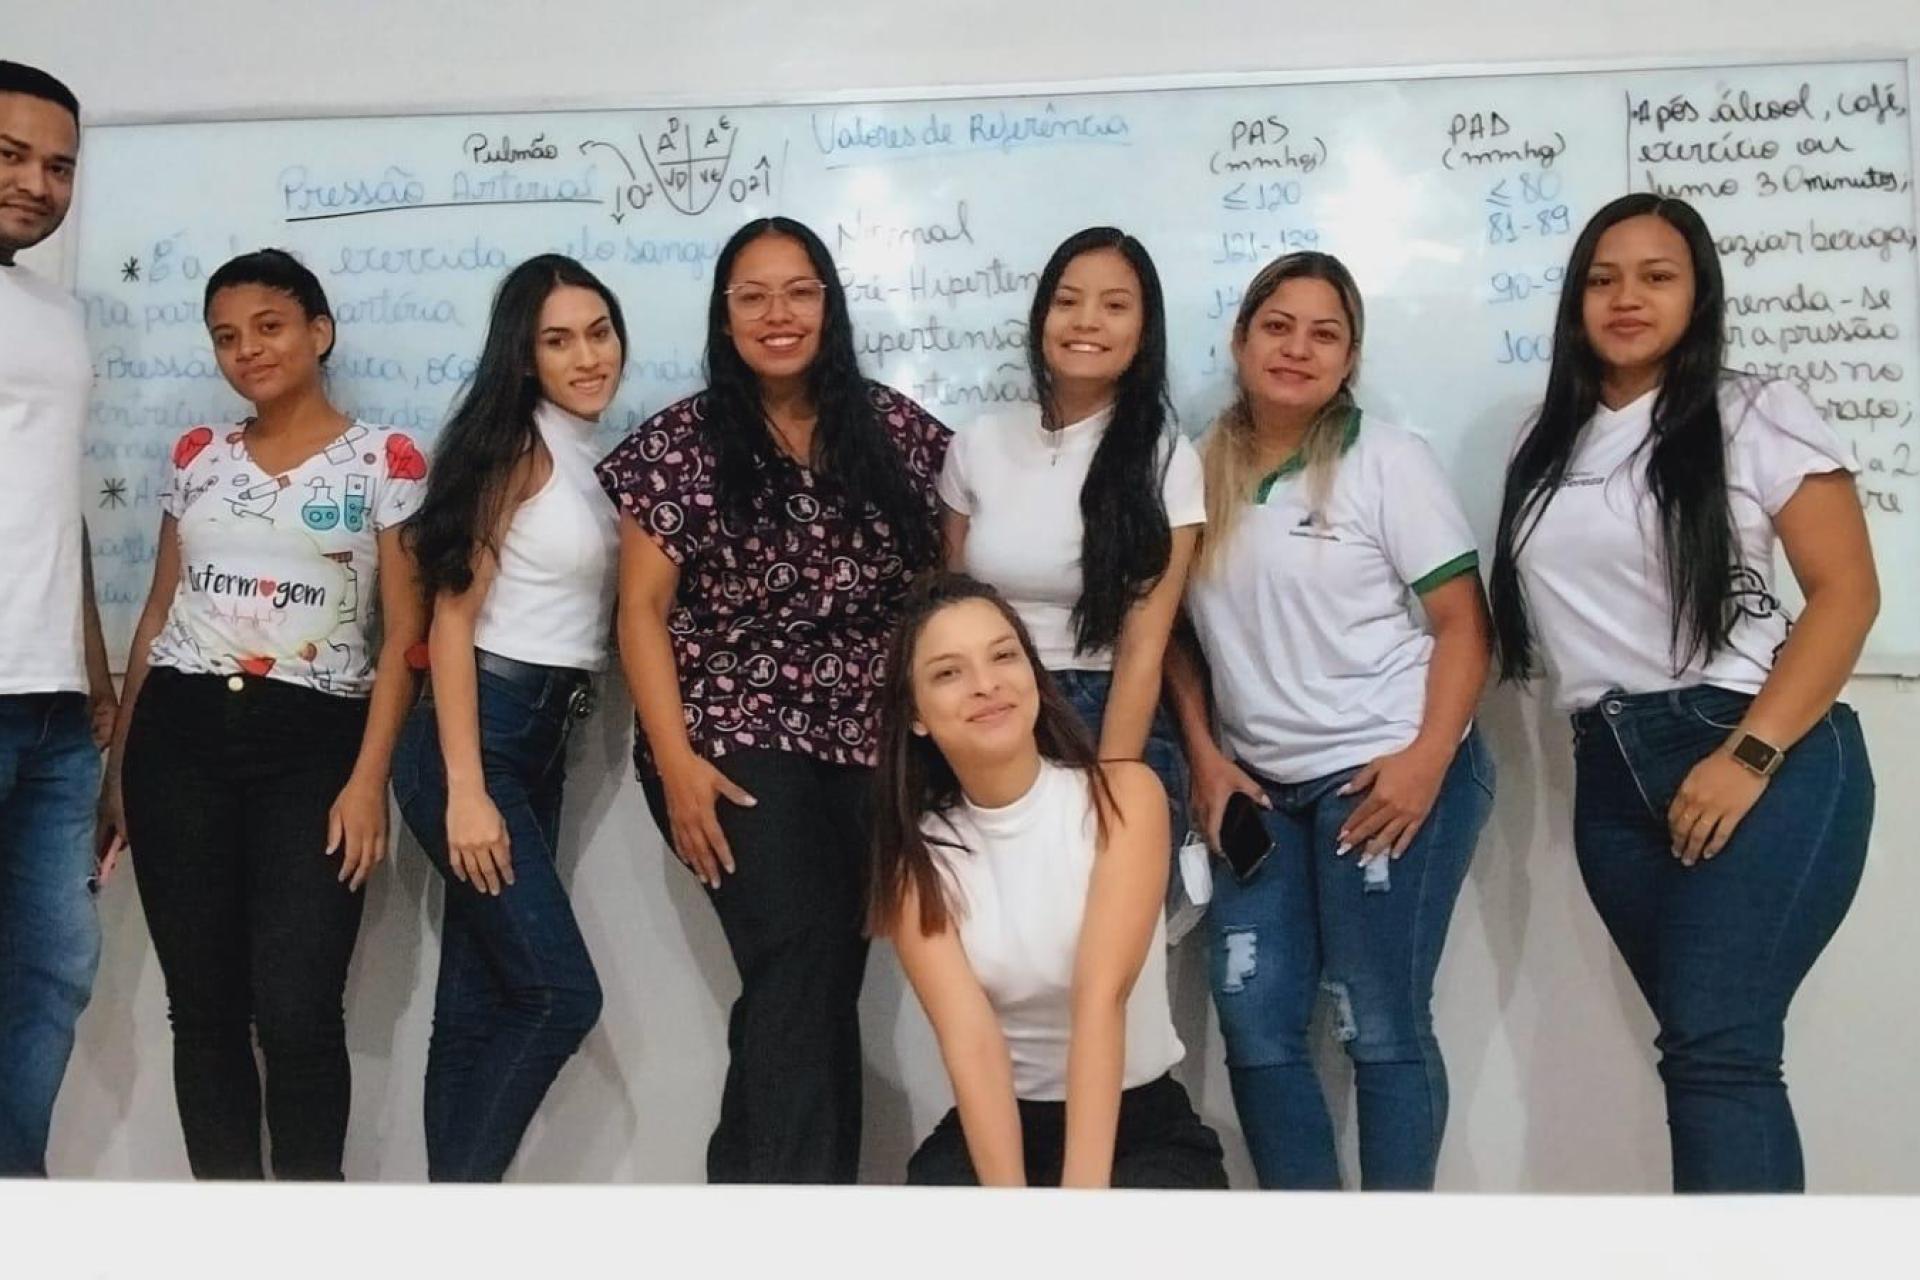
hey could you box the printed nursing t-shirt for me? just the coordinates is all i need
[148,421,429,697]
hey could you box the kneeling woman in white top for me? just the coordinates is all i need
[392,255,624,1181]
[1168,251,1495,1191]
[871,574,1226,1188]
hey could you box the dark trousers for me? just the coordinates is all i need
[643,749,871,1184]
[1573,685,1872,1192]
[906,1073,1228,1188]
[391,662,603,1183]
[122,667,368,1180]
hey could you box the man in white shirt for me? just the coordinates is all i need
[0,60,114,1177]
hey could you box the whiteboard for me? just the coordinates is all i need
[70,58,1920,670]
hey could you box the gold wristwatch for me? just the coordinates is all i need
[1728,730,1784,778]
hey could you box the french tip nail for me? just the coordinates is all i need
[1335,842,1351,857]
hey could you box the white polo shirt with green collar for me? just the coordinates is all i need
[1186,411,1480,784]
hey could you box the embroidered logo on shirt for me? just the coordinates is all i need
[1288,512,1341,542]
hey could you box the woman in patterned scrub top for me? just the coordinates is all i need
[105,250,428,1179]
[598,216,948,1183]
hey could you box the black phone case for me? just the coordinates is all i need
[1220,792,1273,881]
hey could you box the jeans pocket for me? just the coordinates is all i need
[1466,730,1497,801]
[1682,685,1755,732]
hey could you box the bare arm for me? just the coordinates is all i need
[613,519,754,888]
[890,880,1026,1186]
[1062,761,1171,1187]
[326,527,426,891]
[1668,473,1878,863]
[941,505,969,571]
[1164,600,1267,847]
[80,522,116,748]
[1740,473,1877,747]
[426,543,514,894]
[100,514,184,877]
[1338,571,1492,859]
[1097,526,1198,760]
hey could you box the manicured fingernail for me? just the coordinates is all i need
[1335,842,1351,857]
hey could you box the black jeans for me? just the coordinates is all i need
[123,667,369,1180]
[642,749,871,1183]
[907,1073,1229,1188]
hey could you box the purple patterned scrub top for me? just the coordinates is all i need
[596,383,950,776]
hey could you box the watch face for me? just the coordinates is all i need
[1732,734,1780,773]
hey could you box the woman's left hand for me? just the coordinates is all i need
[1337,741,1452,862]
[326,775,390,892]
[1667,750,1769,866]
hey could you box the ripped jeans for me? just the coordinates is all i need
[1206,729,1493,1189]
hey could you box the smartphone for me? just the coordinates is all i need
[1219,791,1274,881]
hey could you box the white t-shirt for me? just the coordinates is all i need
[148,420,428,697]
[925,758,1183,1102]
[473,401,620,671]
[937,403,1205,671]
[1514,375,1856,712]
[1186,415,1480,784]
[0,262,92,695]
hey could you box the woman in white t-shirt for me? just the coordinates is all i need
[1166,251,1495,1190]
[1488,194,1878,1193]
[938,227,1205,932]
[391,255,625,1182]
[107,249,428,1179]
[870,573,1225,1187]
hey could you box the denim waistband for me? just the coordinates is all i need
[471,649,594,719]
[1570,683,1755,729]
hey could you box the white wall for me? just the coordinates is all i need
[13,1,1918,1189]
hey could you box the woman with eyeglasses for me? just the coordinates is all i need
[598,216,949,1183]
[392,254,625,1181]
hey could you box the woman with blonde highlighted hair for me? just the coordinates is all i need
[1167,251,1494,1190]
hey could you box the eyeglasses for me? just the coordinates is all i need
[724,279,828,320]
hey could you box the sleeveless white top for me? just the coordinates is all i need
[472,401,620,670]
[924,758,1183,1101]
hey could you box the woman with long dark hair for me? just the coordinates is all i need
[870,574,1226,1187]
[598,216,948,1183]
[391,253,625,1181]
[1488,194,1877,1192]
[937,226,1204,932]
[107,249,427,1178]
[1166,251,1494,1190]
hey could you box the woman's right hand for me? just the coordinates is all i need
[447,783,513,896]
[1190,748,1270,851]
[659,752,757,889]
[95,768,128,888]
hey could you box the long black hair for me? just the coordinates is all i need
[1489,193,1732,681]
[704,217,937,571]
[406,254,627,598]
[1028,227,1176,655]
[867,573,1113,938]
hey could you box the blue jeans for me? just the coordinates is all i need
[1572,685,1872,1192]
[391,660,604,1182]
[1207,728,1493,1190]
[0,693,101,1176]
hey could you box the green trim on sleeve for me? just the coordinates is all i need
[1408,550,1480,595]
